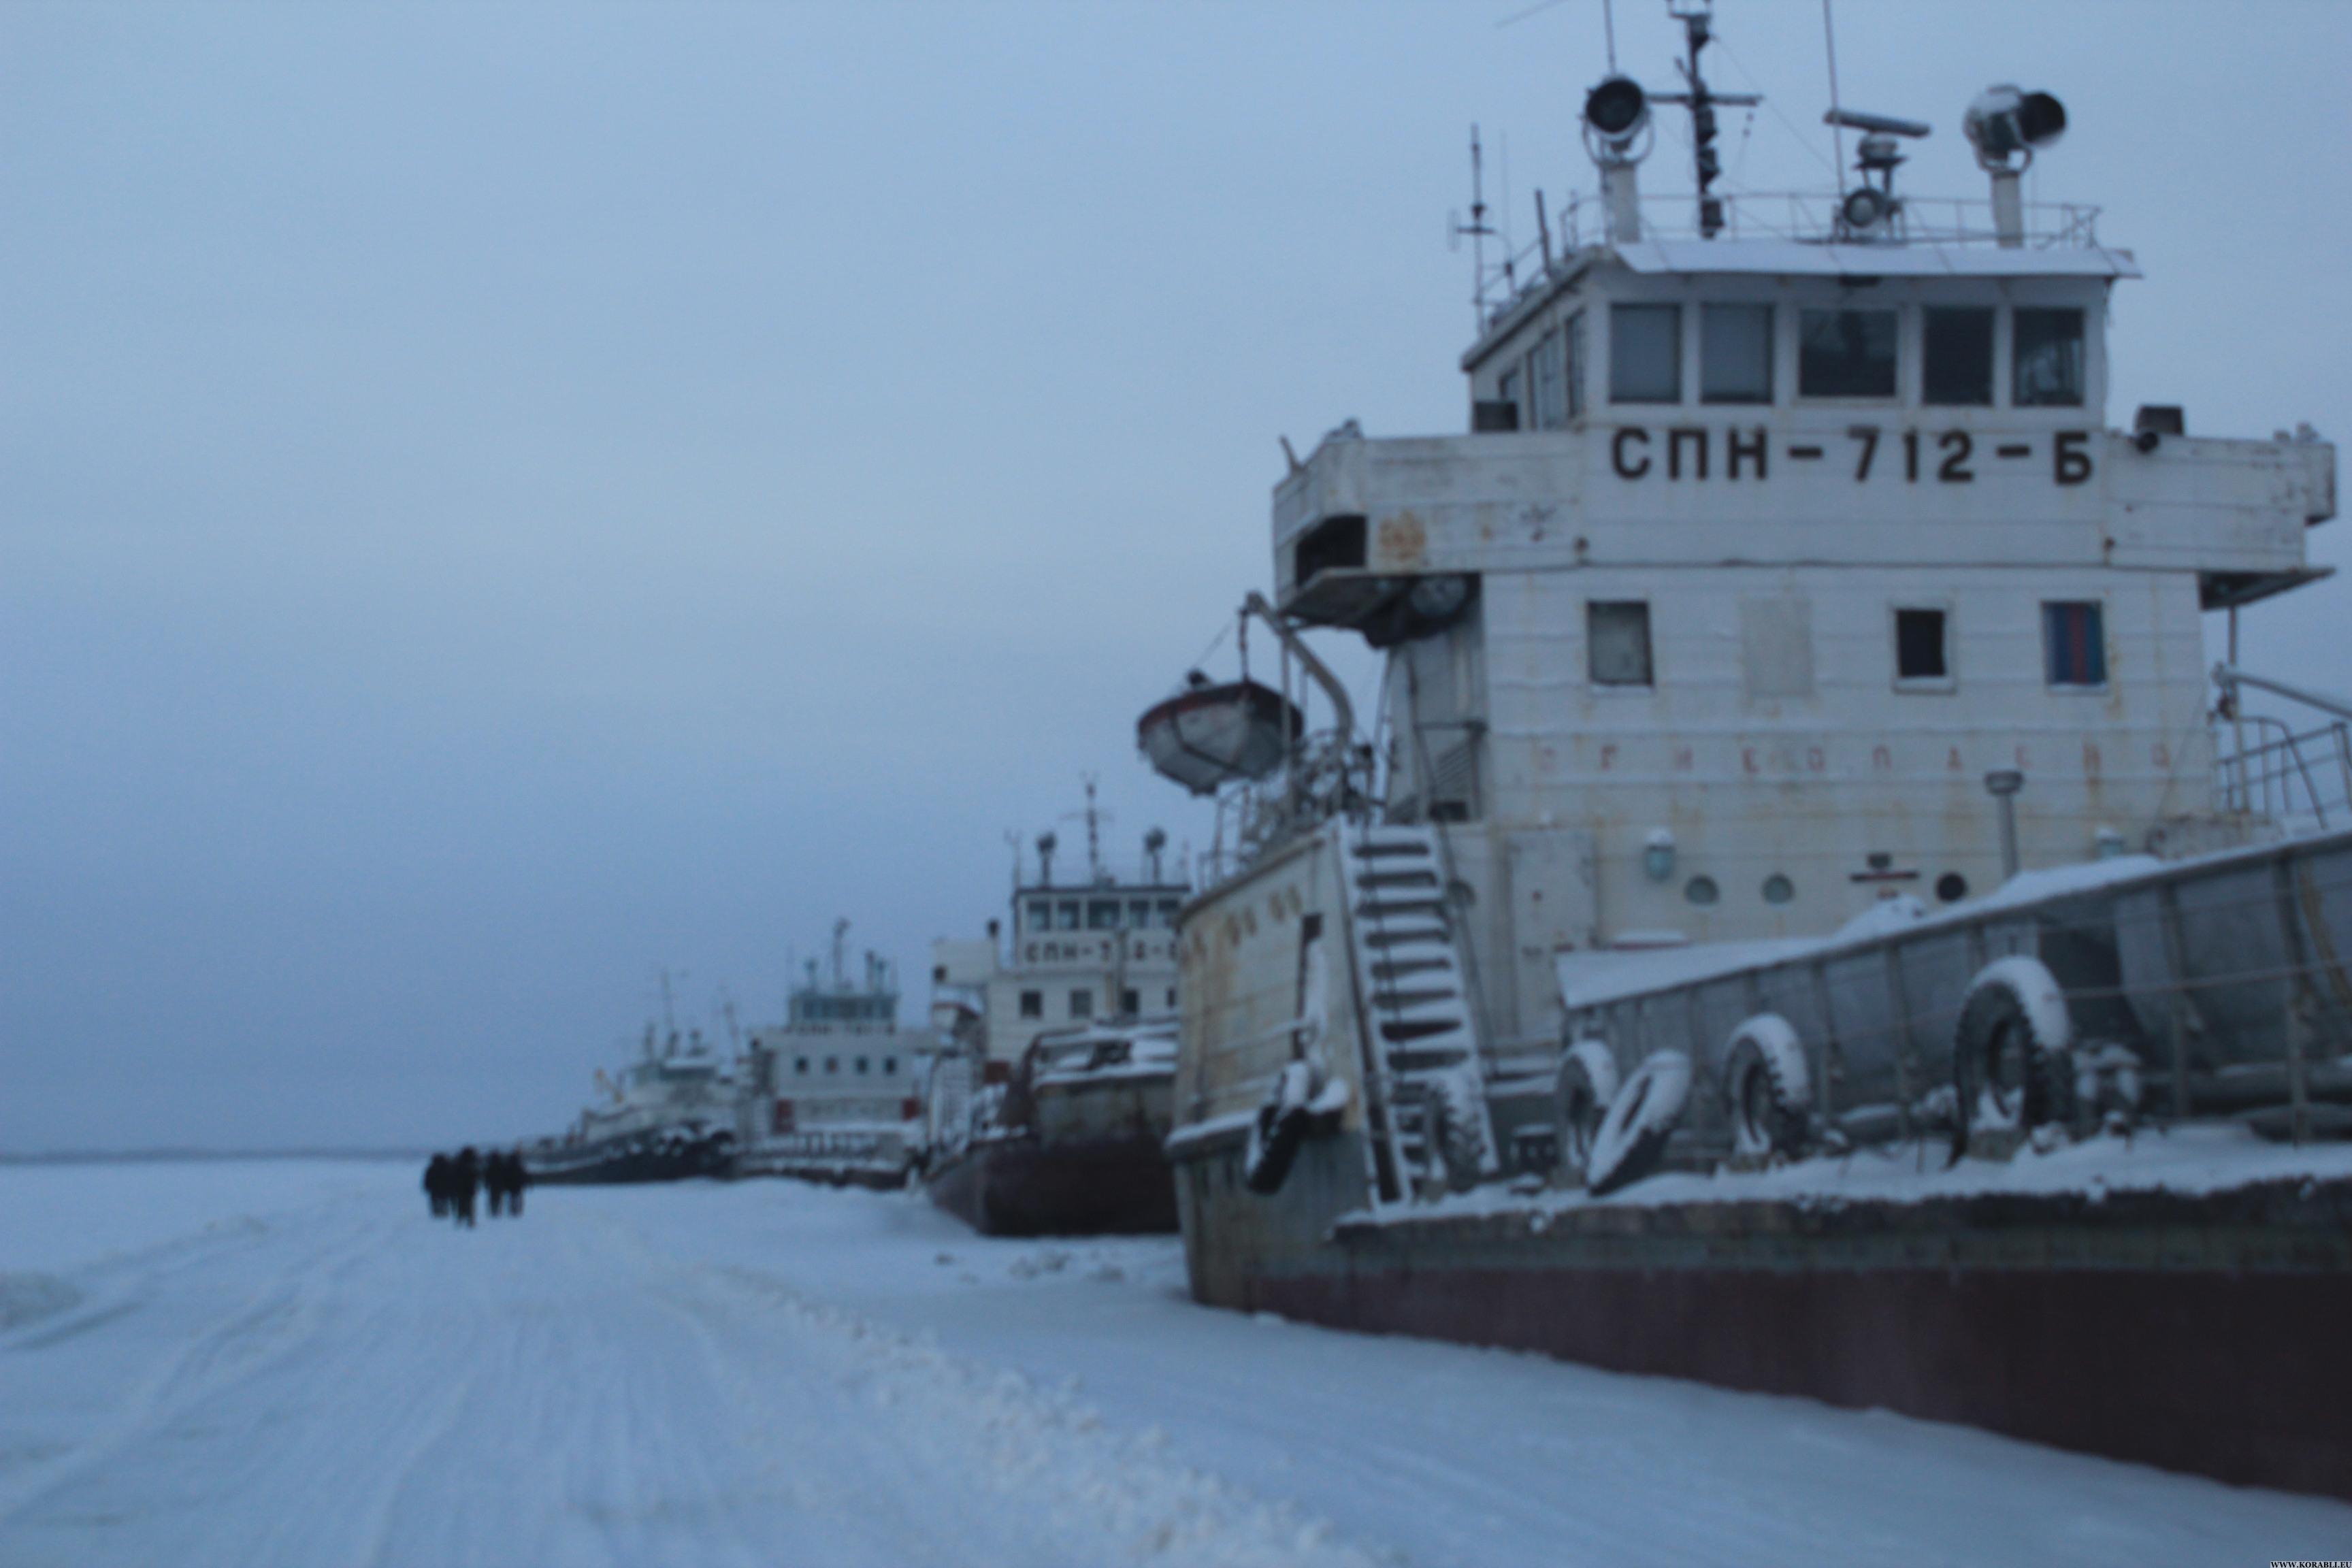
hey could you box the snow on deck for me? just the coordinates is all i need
[1367,1123,2352,1230]
[1,1160,2344,1566]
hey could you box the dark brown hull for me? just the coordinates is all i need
[927,1133,1179,1237]
[1173,1128,2352,1502]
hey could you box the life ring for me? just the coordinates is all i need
[1722,1013,1812,1160]
[1554,1039,1620,1183]
[1952,956,2076,1139]
[1586,1051,1692,1197]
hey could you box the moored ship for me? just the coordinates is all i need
[1149,6,2349,1500]
[524,1022,740,1186]
[734,923,936,1188]
[924,789,1191,1235]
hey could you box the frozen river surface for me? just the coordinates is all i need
[0,1161,2343,1567]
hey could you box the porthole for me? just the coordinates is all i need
[1936,872,1970,904]
[1761,874,1795,905]
[1684,875,1720,906]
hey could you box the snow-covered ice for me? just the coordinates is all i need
[0,1161,2344,1566]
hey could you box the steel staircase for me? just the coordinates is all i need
[1339,823,1497,1196]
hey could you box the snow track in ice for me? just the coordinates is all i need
[0,1175,1370,1568]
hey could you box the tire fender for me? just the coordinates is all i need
[1243,1060,1318,1196]
[1587,1050,1693,1198]
[1554,1039,1620,1182]
[1721,1013,1812,1160]
[1953,956,2076,1137]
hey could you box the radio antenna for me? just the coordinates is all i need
[1822,0,1846,192]
[1448,126,1501,325]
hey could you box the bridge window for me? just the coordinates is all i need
[1531,327,1569,428]
[1069,990,1094,1019]
[1088,900,1120,930]
[1056,900,1081,930]
[1701,304,1774,404]
[1588,601,1654,687]
[1156,899,1181,926]
[1798,308,1897,399]
[1895,607,1950,683]
[2042,602,2107,687]
[1019,990,1043,1019]
[1923,307,1994,406]
[2013,308,2086,407]
[1026,899,1049,932]
[1127,898,1151,927]
[1567,311,1587,419]
[1610,304,1682,404]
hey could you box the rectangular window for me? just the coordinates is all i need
[855,1056,869,1075]
[1164,987,1177,1008]
[1156,898,1181,927]
[1531,328,1567,429]
[2013,308,2086,407]
[794,1056,809,1075]
[1126,898,1150,926]
[1922,308,1994,406]
[1069,990,1094,1019]
[2043,602,2106,687]
[1895,608,1949,682]
[882,1057,896,1075]
[1798,308,1897,398]
[1026,899,1049,931]
[1587,601,1654,687]
[1088,900,1120,930]
[1610,304,1681,404]
[1120,988,1141,1015]
[1700,304,1774,404]
[1566,311,1586,419]
[1056,900,1080,930]
[1018,990,1043,1019]
[824,1056,838,1074]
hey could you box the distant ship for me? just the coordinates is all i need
[523,1021,739,1185]
[925,787,1190,1235]
[734,921,934,1188]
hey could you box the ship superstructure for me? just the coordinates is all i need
[736,922,936,1187]
[924,790,1192,1233]
[524,1019,741,1186]
[1150,7,2348,1499]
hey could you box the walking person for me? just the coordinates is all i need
[423,1153,450,1218]
[505,1149,529,1218]
[451,1146,480,1228]
[484,1152,507,1219]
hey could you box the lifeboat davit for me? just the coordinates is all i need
[1136,677,1303,796]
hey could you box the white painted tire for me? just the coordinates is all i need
[1554,1039,1621,1181]
[1587,1051,1691,1197]
[1722,1013,1812,1160]
[1953,956,2076,1134]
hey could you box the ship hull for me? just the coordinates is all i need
[1171,1126,2352,1501]
[927,1132,1178,1237]
[525,1132,732,1186]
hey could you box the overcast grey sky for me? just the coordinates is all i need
[5,1,2347,1152]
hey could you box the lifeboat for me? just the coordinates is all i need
[1136,676,1302,796]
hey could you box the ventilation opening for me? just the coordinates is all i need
[1294,514,1367,586]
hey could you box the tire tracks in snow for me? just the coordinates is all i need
[595,1203,1381,1568]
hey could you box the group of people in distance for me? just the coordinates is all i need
[422,1147,529,1227]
